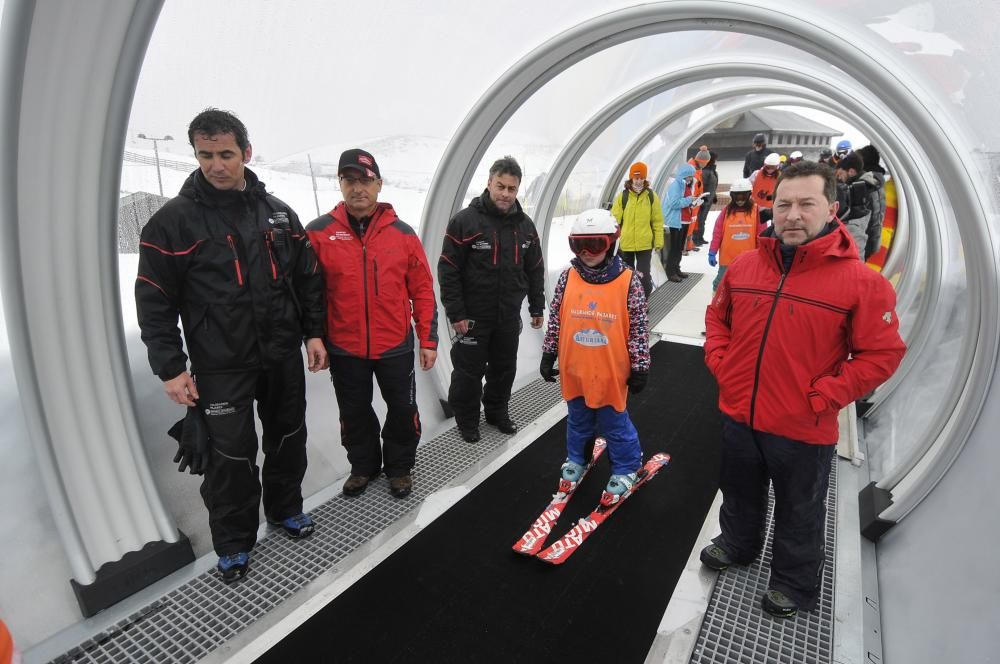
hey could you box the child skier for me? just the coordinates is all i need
[539,208,650,501]
[707,178,768,291]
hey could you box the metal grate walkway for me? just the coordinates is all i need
[690,461,838,664]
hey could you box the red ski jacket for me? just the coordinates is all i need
[307,202,438,359]
[704,221,905,444]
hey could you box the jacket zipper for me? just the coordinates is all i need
[374,258,379,296]
[514,230,519,264]
[265,234,278,280]
[363,242,370,358]
[748,266,788,428]
[227,234,244,286]
[493,230,498,265]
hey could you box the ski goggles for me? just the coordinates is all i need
[568,234,614,255]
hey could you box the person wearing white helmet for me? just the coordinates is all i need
[707,178,768,291]
[540,209,650,500]
[787,150,804,167]
[749,152,782,209]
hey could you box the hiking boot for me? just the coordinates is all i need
[485,413,518,434]
[459,426,480,443]
[217,552,250,583]
[700,544,736,571]
[761,589,798,618]
[560,460,586,483]
[268,513,315,538]
[677,271,690,278]
[389,475,413,499]
[343,474,375,497]
[667,274,683,283]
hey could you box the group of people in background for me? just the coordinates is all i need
[133,107,905,625]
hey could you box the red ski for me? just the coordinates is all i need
[535,452,671,565]
[512,437,608,556]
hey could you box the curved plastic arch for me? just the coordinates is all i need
[419,2,996,522]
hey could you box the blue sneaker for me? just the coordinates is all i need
[605,472,638,496]
[560,460,586,482]
[269,513,315,539]
[217,552,250,583]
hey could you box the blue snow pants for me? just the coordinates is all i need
[566,397,643,475]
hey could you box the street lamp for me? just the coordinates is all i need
[136,133,173,196]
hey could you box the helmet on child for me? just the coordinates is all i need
[569,208,621,256]
[764,152,781,167]
[729,178,753,207]
[836,139,852,156]
[789,150,803,162]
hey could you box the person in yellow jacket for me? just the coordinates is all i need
[610,161,664,297]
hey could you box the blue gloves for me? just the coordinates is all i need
[708,251,718,267]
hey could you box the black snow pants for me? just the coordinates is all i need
[195,354,308,557]
[447,317,521,431]
[330,352,420,479]
[713,415,835,611]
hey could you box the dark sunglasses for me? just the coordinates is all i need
[568,234,613,255]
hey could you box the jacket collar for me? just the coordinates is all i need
[181,167,263,207]
[473,190,523,220]
[758,219,857,272]
[329,201,399,235]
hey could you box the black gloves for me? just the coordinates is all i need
[627,371,648,394]
[167,405,211,475]
[540,352,559,382]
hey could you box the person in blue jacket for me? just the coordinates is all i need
[661,163,705,282]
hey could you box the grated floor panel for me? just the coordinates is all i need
[690,461,838,664]
[48,277,694,664]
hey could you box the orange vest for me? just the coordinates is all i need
[719,205,761,265]
[558,267,632,412]
[682,160,704,222]
[752,169,779,208]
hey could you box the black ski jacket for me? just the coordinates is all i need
[136,168,326,380]
[438,191,545,323]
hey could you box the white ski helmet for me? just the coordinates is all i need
[729,178,753,194]
[569,208,621,256]
[764,152,781,167]
[571,208,619,236]
[789,150,803,161]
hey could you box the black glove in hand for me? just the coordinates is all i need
[540,352,559,382]
[167,405,211,475]
[627,371,648,394]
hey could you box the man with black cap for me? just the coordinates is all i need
[439,156,545,443]
[306,149,439,500]
[743,133,774,178]
[136,108,327,583]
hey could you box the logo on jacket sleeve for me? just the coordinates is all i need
[882,311,893,324]
[472,240,492,251]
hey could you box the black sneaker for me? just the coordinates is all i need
[761,590,798,618]
[268,513,314,538]
[389,475,413,499]
[485,413,518,434]
[699,544,736,571]
[677,271,690,278]
[343,474,375,497]
[217,552,250,583]
[459,427,480,443]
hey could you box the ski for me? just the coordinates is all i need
[535,452,671,565]
[512,437,608,556]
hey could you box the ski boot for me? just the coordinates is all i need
[559,460,586,493]
[600,471,638,508]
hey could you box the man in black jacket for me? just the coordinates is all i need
[742,133,774,178]
[136,109,327,583]
[438,156,545,442]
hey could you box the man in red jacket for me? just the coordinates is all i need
[701,161,905,618]
[306,149,439,499]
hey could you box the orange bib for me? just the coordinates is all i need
[558,268,632,412]
[719,205,760,266]
[752,170,778,208]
